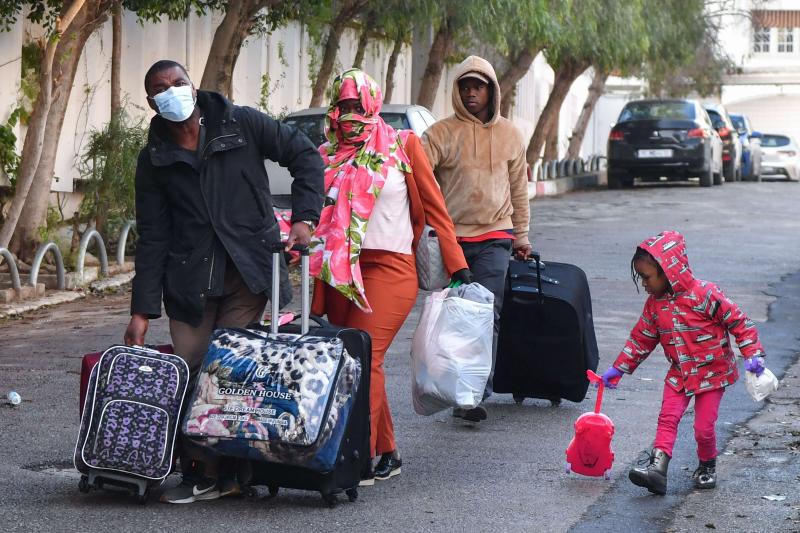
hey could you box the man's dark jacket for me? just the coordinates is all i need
[131,91,324,326]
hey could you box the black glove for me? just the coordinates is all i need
[451,268,473,285]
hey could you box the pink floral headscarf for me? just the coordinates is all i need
[309,69,411,312]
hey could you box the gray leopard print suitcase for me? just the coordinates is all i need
[74,345,189,503]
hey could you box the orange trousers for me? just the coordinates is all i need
[321,249,418,458]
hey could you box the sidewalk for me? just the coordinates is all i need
[0,271,134,320]
[668,362,800,532]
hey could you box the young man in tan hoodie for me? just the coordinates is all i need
[422,55,531,423]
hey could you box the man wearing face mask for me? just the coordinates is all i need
[124,60,324,504]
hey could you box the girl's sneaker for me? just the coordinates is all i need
[692,459,717,489]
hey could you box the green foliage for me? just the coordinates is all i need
[77,108,147,237]
[123,0,224,22]
[0,1,61,32]
[35,205,62,244]
[0,121,19,183]
[258,42,290,118]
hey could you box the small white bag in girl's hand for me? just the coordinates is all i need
[745,368,779,402]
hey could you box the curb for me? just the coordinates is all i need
[533,170,607,198]
[0,271,134,319]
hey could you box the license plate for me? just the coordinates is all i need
[637,149,673,158]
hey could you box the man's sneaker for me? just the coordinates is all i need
[374,453,401,481]
[160,477,220,504]
[463,405,488,422]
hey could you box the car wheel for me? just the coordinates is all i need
[722,161,734,181]
[712,171,723,186]
[607,170,632,189]
[700,166,714,187]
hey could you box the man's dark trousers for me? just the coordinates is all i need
[459,239,512,399]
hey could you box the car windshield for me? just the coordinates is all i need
[617,102,695,122]
[730,115,746,131]
[283,112,412,148]
[761,135,791,148]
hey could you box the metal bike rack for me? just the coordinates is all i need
[76,229,109,283]
[0,247,21,291]
[116,220,136,268]
[30,242,66,289]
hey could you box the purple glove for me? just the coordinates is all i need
[597,366,624,389]
[744,356,765,377]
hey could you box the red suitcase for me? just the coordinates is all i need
[79,344,173,417]
[565,370,615,479]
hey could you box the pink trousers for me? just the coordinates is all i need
[653,385,724,462]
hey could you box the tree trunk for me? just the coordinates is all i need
[352,18,372,69]
[309,25,346,107]
[110,1,121,117]
[566,70,608,159]
[308,0,367,107]
[383,33,404,104]
[498,47,538,117]
[199,0,273,99]
[525,59,590,165]
[11,1,111,261]
[415,18,453,110]
[0,0,90,251]
[544,115,559,161]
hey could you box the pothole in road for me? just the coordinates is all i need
[21,460,80,479]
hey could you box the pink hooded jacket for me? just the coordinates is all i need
[613,231,766,396]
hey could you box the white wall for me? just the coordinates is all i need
[0,18,22,186]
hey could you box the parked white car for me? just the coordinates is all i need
[266,104,438,198]
[760,134,800,181]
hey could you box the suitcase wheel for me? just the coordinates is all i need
[346,488,358,502]
[603,470,612,481]
[549,397,562,407]
[78,475,91,493]
[321,492,337,508]
[268,485,279,498]
[565,462,571,475]
[137,490,149,505]
[513,395,525,405]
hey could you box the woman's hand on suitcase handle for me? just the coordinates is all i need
[451,268,473,285]
[124,314,149,346]
[598,366,624,389]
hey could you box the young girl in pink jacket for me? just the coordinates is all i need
[599,231,767,495]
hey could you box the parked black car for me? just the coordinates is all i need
[702,103,742,182]
[607,99,723,188]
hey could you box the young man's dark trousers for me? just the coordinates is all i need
[459,239,512,399]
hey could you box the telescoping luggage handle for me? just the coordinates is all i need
[531,252,544,306]
[586,370,604,414]
[267,242,310,335]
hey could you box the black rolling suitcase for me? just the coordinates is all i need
[182,245,371,506]
[493,253,599,404]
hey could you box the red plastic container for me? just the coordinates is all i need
[565,370,615,479]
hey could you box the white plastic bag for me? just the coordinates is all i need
[411,283,494,415]
[745,368,779,402]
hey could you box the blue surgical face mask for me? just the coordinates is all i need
[153,85,195,122]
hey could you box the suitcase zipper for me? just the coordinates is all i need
[207,251,215,291]
[107,352,181,399]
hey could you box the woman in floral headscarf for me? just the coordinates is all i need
[310,68,471,484]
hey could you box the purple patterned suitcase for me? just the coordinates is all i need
[74,345,189,503]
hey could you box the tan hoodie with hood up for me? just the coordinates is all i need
[422,55,530,246]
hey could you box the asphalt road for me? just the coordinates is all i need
[1,181,798,532]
